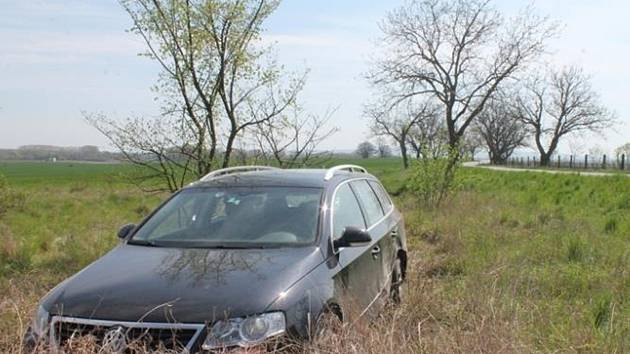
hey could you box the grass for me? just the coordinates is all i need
[0,159,628,353]
[0,161,137,184]
[410,170,630,352]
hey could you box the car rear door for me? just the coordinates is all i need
[367,180,399,271]
[349,180,393,305]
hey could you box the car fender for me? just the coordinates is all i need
[263,257,339,338]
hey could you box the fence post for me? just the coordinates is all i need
[622,154,626,170]
[602,154,607,170]
[557,155,561,168]
[527,156,530,167]
[569,155,573,169]
[584,154,589,169]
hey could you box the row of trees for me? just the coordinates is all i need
[0,145,118,162]
[89,0,619,195]
[355,139,392,159]
[365,0,615,169]
[87,0,336,192]
[478,67,614,165]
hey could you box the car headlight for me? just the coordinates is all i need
[202,312,285,349]
[31,305,50,337]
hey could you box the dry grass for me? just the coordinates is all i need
[1,276,43,354]
[0,248,531,354]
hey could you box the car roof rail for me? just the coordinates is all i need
[200,166,280,181]
[324,164,368,181]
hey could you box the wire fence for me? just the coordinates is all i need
[507,154,627,171]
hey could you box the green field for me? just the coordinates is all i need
[0,160,628,353]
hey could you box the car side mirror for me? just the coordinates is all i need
[117,223,136,239]
[334,226,372,249]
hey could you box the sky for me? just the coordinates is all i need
[0,0,629,155]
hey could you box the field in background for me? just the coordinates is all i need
[0,160,628,353]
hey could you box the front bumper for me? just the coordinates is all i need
[27,315,294,353]
[35,315,206,353]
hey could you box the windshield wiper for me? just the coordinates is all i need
[127,239,163,247]
[197,244,267,249]
[128,239,270,249]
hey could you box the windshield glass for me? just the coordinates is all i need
[130,187,322,248]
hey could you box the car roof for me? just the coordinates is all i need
[188,168,374,189]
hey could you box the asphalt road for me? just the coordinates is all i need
[463,161,630,177]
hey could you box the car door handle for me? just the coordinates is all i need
[390,229,398,237]
[371,246,381,256]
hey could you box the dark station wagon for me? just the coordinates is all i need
[25,165,408,352]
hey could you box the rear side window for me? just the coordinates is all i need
[368,180,392,212]
[332,184,366,239]
[351,180,384,226]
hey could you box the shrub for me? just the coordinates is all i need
[407,153,460,209]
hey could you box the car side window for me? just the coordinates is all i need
[368,180,392,212]
[351,180,385,226]
[332,184,366,239]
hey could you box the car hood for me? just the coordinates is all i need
[42,244,324,323]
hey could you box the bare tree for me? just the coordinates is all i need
[253,107,338,168]
[370,0,555,156]
[84,112,199,192]
[459,130,485,161]
[475,94,529,164]
[88,0,306,192]
[515,66,615,166]
[588,145,607,159]
[367,99,437,168]
[616,143,630,160]
[376,138,393,158]
[356,141,376,159]
[406,110,448,160]
[567,138,586,157]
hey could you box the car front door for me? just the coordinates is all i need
[330,182,382,315]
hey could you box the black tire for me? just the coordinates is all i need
[390,258,405,304]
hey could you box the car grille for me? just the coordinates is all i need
[50,316,206,353]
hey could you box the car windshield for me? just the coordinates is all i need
[130,186,322,248]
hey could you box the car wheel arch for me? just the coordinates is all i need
[312,301,344,339]
[322,301,344,322]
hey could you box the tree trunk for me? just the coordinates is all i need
[399,140,409,169]
[534,128,552,167]
[222,132,237,168]
[540,152,551,166]
[489,149,502,165]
